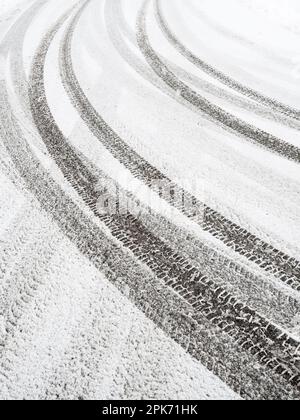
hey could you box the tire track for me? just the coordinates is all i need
[0,3,297,400]
[110,0,300,212]
[61,0,300,293]
[139,0,300,164]
[95,170,300,336]
[2,79,294,401]
[131,192,300,331]
[0,80,196,401]
[30,0,300,394]
[0,0,54,296]
[155,0,300,122]
[0,0,48,162]
[113,0,300,132]
[102,211,300,389]
[0,3,73,393]
[0,5,246,401]
[43,0,300,333]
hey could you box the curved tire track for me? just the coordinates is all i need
[0,0,299,400]
[30,1,300,396]
[61,0,300,293]
[113,0,300,132]
[2,72,289,402]
[155,0,300,122]
[138,1,300,165]
[110,0,300,212]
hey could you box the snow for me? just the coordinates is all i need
[1,0,300,401]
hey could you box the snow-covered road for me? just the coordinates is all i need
[0,0,300,400]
